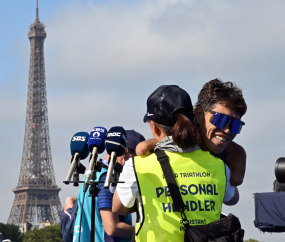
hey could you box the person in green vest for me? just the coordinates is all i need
[112,85,241,242]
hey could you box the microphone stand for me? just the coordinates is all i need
[77,159,102,242]
[87,159,124,242]
[89,160,102,242]
[111,162,123,187]
[64,154,86,185]
[73,162,86,186]
[67,158,124,242]
[104,151,117,188]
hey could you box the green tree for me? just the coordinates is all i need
[21,223,63,242]
[0,223,23,242]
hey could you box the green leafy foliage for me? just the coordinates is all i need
[21,224,63,242]
[0,223,23,242]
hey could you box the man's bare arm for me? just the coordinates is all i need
[226,141,246,186]
[136,139,157,157]
[100,208,134,238]
[112,190,136,215]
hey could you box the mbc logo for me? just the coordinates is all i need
[107,132,121,137]
[72,136,86,141]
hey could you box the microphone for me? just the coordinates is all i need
[104,126,127,188]
[83,127,107,193]
[64,132,90,185]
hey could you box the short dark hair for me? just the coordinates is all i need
[196,79,247,117]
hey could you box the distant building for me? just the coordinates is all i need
[18,220,50,233]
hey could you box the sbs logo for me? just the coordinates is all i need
[72,136,86,141]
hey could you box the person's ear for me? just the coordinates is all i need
[149,120,157,133]
[149,120,161,136]
[153,122,161,135]
[194,106,204,125]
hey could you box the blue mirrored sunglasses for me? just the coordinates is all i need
[207,110,245,134]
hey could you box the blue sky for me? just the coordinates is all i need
[1,0,285,241]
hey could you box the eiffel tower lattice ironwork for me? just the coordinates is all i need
[7,1,62,225]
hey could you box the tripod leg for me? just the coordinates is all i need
[91,195,95,242]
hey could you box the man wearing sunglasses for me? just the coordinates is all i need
[194,79,247,187]
[136,79,247,188]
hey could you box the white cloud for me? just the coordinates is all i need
[42,0,285,99]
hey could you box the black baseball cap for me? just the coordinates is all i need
[125,130,145,151]
[143,85,194,125]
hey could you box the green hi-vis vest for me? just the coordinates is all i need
[133,149,226,242]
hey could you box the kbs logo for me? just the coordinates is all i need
[72,136,86,141]
[92,128,105,133]
[107,132,121,137]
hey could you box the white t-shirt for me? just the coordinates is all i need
[117,156,235,222]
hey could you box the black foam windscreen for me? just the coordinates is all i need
[70,132,90,160]
[105,126,127,157]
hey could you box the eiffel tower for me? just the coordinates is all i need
[7,1,62,225]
